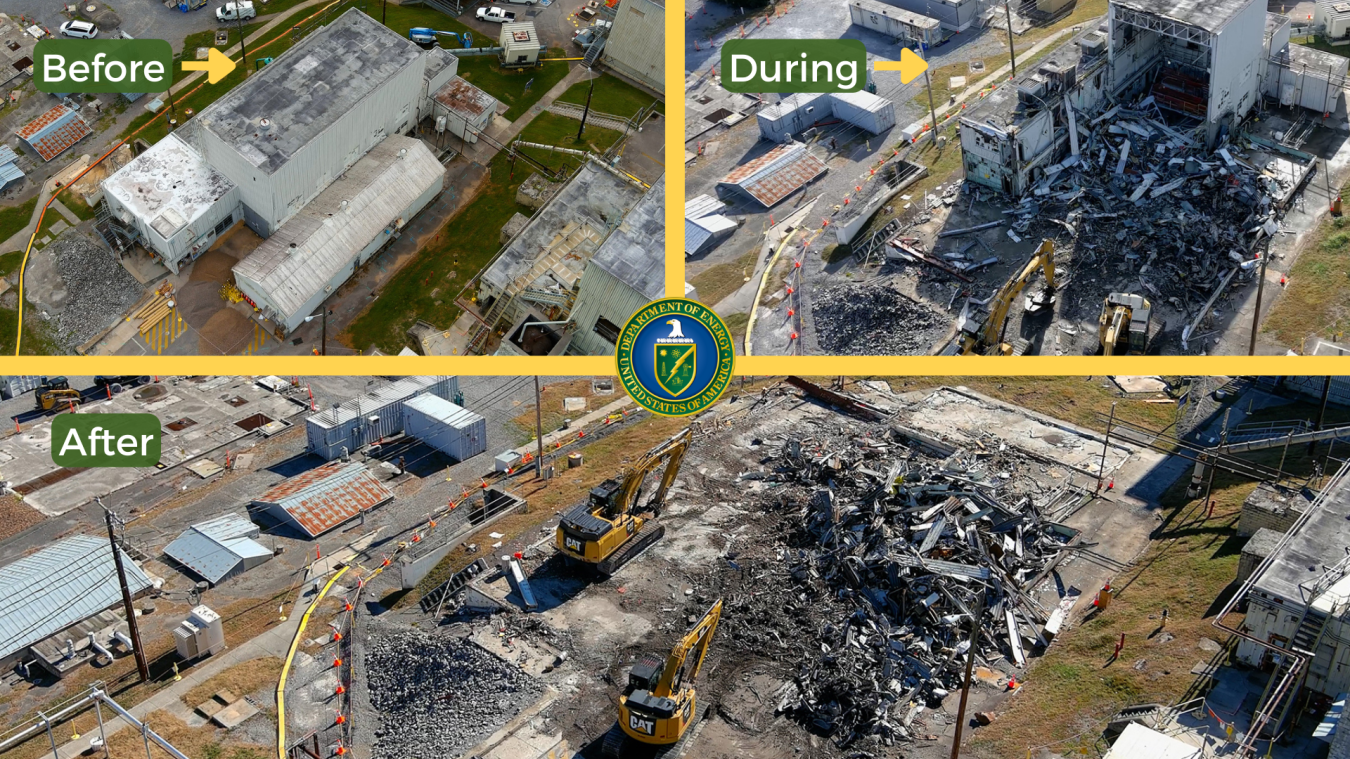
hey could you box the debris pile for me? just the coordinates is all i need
[365,623,542,759]
[718,433,1081,749]
[50,234,143,350]
[814,281,945,355]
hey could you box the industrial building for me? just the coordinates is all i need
[471,161,650,356]
[1315,0,1350,42]
[0,535,152,670]
[566,176,665,356]
[429,77,498,144]
[684,194,737,257]
[0,145,23,192]
[1235,465,1350,736]
[187,9,427,238]
[402,394,488,462]
[305,376,459,460]
[500,23,542,68]
[757,91,897,144]
[101,134,242,274]
[252,460,394,538]
[717,142,828,208]
[15,105,92,163]
[163,513,272,586]
[601,0,664,92]
[231,135,444,334]
[880,0,980,32]
[847,0,943,49]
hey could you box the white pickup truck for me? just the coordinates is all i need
[216,0,256,21]
[475,6,517,22]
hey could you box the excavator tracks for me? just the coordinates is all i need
[597,522,665,576]
[597,705,707,759]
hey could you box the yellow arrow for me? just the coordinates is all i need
[874,47,929,85]
[182,47,236,84]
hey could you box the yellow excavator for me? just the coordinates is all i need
[604,599,724,758]
[36,388,82,412]
[1097,292,1155,355]
[955,239,1056,356]
[555,428,691,576]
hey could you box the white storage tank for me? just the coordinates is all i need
[402,394,487,462]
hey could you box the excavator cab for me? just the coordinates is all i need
[589,479,625,518]
[1098,293,1155,355]
[956,239,1056,356]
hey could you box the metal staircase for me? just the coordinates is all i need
[583,36,606,68]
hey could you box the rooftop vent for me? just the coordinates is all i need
[258,118,272,132]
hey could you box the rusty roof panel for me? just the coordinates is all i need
[16,106,91,162]
[720,143,827,208]
[254,461,392,537]
[433,76,497,119]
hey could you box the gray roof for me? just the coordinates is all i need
[232,135,443,324]
[403,393,483,429]
[308,376,451,429]
[0,535,152,660]
[1288,42,1350,74]
[197,8,423,174]
[102,134,235,236]
[163,514,270,585]
[1113,0,1255,34]
[1252,466,1350,603]
[588,175,664,300]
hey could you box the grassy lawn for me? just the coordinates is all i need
[368,3,473,42]
[457,52,572,121]
[0,305,64,356]
[555,72,661,119]
[0,251,22,277]
[692,245,756,309]
[510,377,599,441]
[342,113,622,353]
[1263,201,1350,351]
[0,197,38,246]
[888,376,1182,431]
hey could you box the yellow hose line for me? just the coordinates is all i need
[276,564,349,759]
[743,229,799,357]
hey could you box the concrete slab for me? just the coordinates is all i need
[186,459,225,478]
[210,698,258,728]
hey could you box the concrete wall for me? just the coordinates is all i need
[1208,0,1267,128]
[602,0,664,91]
[105,184,242,274]
[568,260,647,356]
[1238,484,1312,536]
[194,55,425,238]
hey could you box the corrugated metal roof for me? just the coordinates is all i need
[403,393,483,429]
[0,535,152,660]
[685,214,736,256]
[0,162,23,187]
[720,143,828,207]
[255,461,393,537]
[15,105,92,162]
[232,135,443,324]
[587,175,664,300]
[309,376,450,429]
[0,145,19,165]
[685,194,725,220]
[163,514,270,585]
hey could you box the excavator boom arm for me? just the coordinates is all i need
[974,239,1056,350]
[616,428,692,519]
[654,599,722,697]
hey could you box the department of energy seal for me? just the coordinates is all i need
[616,298,735,417]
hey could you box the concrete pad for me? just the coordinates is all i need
[211,699,258,728]
[562,397,586,412]
[186,459,224,478]
[1111,376,1169,394]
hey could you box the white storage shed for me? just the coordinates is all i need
[402,394,487,462]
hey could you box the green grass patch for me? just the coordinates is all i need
[1263,199,1350,350]
[555,72,660,120]
[457,52,572,121]
[367,3,473,42]
[692,245,756,310]
[0,251,23,277]
[516,111,624,158]
[0,197,38,246]
[0,306,62,355]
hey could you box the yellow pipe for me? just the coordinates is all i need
[743,229,799,357]
[276,564,349,759]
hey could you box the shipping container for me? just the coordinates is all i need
[830,91,898,135]
[847,0,941,48]
[306,376,459,460]
[402,394,487,462]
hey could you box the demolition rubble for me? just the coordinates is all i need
[814,280,947,355]
[708,427,1079,749]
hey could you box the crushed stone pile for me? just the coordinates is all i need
[50,234,142,350]
[814,281,944,355]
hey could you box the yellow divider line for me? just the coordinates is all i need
[276,564,349,759]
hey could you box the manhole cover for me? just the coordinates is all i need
[133,384,167,402]
[225,396,249,407]
[235,413,275,431]
[166,418,196,431]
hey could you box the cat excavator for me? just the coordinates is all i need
[555,428,691,576]
[603,599,723,758]
[955,239,1056,356]
[1097,292,1157,355]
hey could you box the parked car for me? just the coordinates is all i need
[475,6,517,23]
[216,1,256,21]
[58,20,99,38]
[572,20,611,48]
[94,376,149,389]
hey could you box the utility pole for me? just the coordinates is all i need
[1097,402,1116,496]
[950,589,986,759]
[577,76,595,142]
[1249,234,1272,356]
[235,9,248,75]
[382,0,387,25]
[1004,1,1018,78]
[103,504,149,683]
[923,64,939,146]
[533,376,545,478]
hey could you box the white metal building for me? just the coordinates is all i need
[1315,1,1350,41]
[501,23,542,67]
[568,176,665,355]
[402,394,487,461]
[188,9,427,238]
[758,91,896,143]
[1108,0,1266,148]
[231,135,444,334]
[848,0,942,49]
[1265,42,1349,115]
[431,77,498,144]
[101,134,242,273]
[305,376,458,460]
[878,0,979,32]
[163,514,271,586]
[601,0,664,92]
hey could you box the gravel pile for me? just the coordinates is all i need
[366,623,541,759]
[814,281,945,355]
[51,235,143,350]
